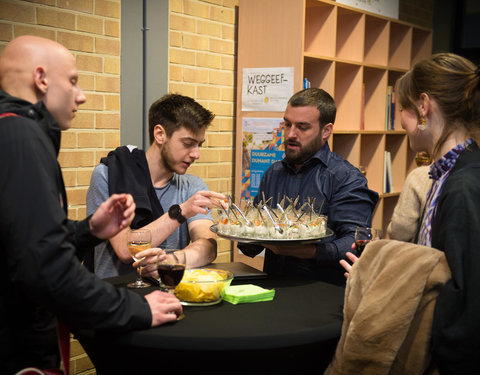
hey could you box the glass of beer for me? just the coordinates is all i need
[126,229,152,288]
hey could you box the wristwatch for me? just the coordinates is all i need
[168,204,187,224]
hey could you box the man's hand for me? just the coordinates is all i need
[132,247,168,279]
[89,193,135,239]
[144,290,183,326]
[180,191,226,219]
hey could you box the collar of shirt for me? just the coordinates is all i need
[281,143,330,174]
[428,138,474,180]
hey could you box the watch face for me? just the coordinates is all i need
[169,204,180,216]
[169,204,186,223]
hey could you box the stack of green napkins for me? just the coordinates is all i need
[222,284,275,304]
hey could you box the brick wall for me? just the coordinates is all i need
[169,0,238,262]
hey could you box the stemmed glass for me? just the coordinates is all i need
[354,227,382,257]
[126,229,152,288]
[157,250,186,320]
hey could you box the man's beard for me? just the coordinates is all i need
[160,142,178,174]
[284,136,324,165]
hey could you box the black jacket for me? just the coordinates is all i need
[431,142,480,374]
[0,90,151,373]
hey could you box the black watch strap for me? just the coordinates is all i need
[168,204,187,224]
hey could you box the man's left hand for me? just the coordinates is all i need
[89,193,136,239]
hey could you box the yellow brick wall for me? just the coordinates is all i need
[168,0,238,262]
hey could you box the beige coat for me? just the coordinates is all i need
[325,240,451,375]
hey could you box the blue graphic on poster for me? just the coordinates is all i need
[241,118,285,200]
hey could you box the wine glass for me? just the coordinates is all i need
[126,229,152,288]
[354,227,382,256]
[157,250,186,320]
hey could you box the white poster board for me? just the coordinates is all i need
[241,67,294,112]
[336,0,399,19]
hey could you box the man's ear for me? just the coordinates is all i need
[33,66,48,94]
[153,124,166,145]
[322,123,333,141]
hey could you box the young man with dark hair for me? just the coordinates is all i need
[87,94,225,279]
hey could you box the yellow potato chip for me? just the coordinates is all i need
[175,269,233,303]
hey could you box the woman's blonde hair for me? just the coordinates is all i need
[396,53,480,158]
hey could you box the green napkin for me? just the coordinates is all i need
[222,284,275,304]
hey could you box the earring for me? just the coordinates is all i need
[417,117,426,131]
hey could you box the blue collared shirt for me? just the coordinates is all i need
[238,143,379,285]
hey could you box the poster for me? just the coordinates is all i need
[241,67,294,111]
[241,118,285,200]
[336,0,398,19]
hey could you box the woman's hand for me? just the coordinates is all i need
[339,243,359,278]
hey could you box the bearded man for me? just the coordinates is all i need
[238,88,379,286]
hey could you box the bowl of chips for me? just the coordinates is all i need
[174,268,234,306]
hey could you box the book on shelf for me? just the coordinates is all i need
[390,86,395,130]
[386,85,396,130]
[384,151,394,193]
[386,86,392,130]
[303,78,311,89]
[360,82,365,130]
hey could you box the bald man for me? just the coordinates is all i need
[0,36,182,372]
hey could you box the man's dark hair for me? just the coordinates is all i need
[288,88,336,126]
[148,93,215,144]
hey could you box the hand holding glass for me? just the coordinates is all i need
[354,227,382,256]
[157,251,186,320]
[126,229,152,288]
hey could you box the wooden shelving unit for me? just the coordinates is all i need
[234,0,432,246]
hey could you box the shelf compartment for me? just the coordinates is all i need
[388,21,412,70]
[334,62,362,130]
[303,56,335,95]
[386,133,408,194]
[411,27,433,67]
[360,133,384,194]
[364,15,389,67]
[363,66,388,131]
[305,1,336,57]
[330,133,360,167]
[382,195,400,237]
[371,197,383,232]
[336,7,365,63]
[387,70,406,131]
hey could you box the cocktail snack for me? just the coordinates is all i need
[215,196,328,240]
[174,269,233,303]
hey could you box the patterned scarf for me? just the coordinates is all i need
[417,138,474,247]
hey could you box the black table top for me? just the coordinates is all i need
[82,270,344,351]
[76,266,345,373]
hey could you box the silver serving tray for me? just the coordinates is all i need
[210,224,334,245]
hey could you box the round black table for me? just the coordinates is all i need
[76,272,345,374]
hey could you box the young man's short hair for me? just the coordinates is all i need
[148,94,215,144]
